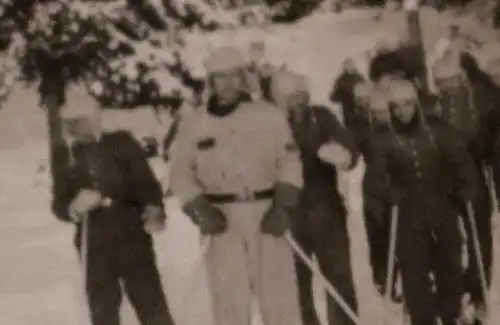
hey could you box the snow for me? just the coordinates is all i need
[1,9,500,325]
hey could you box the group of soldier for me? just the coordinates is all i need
[50,26,499,325]
[329,37,500,325]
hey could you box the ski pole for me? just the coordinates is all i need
[466,202,490,324]
[79,213,90,325]
[284,231,361,325]
[384,205,399,325]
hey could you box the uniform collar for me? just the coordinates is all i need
[390,108,420,135]
[288,105,313,125]
[207,92,252,117]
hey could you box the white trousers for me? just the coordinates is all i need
[206,201,302,325]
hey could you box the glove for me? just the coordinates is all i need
[317,141,353,170]
[261,205,291,237]
[68,189,102,222]
[141,205,166,234]
[183,196,227,235]
[260,182,300,237]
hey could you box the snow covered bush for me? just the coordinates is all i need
[0,0,263,111]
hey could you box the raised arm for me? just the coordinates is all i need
[314,106,360,170]
[118,131,164,208]
[50,143,79,223]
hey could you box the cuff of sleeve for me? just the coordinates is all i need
[164,188,175,199]
[345,151,359,171]
[182,195,208,224]
[51,200,76,223]
[274,182,301,209]
[139,194,164,208]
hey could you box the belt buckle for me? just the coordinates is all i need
[237,187,255,202]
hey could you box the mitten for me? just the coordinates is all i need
[260,182,300,237]
[142,205,167,234]
[183,196,228,235]
[68,189,103,221]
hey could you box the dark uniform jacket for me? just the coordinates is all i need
[459,52,500,162]
[51,131,164,250]
[371,113,478,229]
[288,105,359,203]
[434,77,498,161]
[330,71,365,130]
[357,114,390,201]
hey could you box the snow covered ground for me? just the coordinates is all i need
[1,8,500,325]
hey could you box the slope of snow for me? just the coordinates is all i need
[1,9,499,325]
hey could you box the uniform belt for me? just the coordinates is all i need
[205,188,275,204]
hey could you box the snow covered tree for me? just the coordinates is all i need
[0,0,266,179]
[0,0,252,108]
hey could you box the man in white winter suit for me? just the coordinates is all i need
[170,46,304,325]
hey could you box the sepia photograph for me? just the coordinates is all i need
[0,0,500,325]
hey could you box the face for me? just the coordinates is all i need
[211,69,244,105]
[62,108,102,143]
[491,73,500,87]
[372,109,390,123]
[391,97,416,124]
[436,74,463,92]
[286,91,309,115]
[488,63,500,86]
[378,75,395,90]
[343,60,357,74]
[249,41,265,63]
[370,100,390,123]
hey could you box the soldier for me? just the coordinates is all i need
[246,39,273,101]
[169,46,303,325]
[432,51,497,323]
[358,87,398,297]
[372,80,478,325]
[330,59,365,129]
[333,70,397,298]
[270,69,359,325]
[51,86,174,325]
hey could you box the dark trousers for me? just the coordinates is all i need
[363,196,397,291]
[458,173,493,306]
[81,242,174,325]
[292,196,358,325]
[398,220,463,325]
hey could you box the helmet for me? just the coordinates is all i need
[389,80,418,105]
[205,46,247,74]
